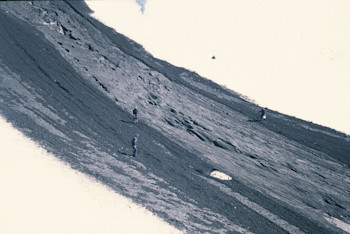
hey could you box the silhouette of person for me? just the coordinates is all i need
[260,107,267,120]
[132,107,138,124]
[131,134,139,157]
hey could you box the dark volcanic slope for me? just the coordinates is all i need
[1,2,350,233]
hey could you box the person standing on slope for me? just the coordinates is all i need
[133,107,138,124]
[260,107,267,120]
[131,134,139,157]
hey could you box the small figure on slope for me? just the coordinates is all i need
[131,134,139,157]
[133,107,138,124]
[260,107,267,120]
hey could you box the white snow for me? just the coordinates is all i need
[0,116,181,234]
[86,0,350,134]
[325,216,350,233]
[210,170,232,181]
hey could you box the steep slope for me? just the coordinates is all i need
[1,2,349,233]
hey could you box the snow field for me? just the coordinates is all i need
[0,116,181,234]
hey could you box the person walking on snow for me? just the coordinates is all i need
[131,134,139,157]
[133,107,138,124]
[260,107,267,120]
